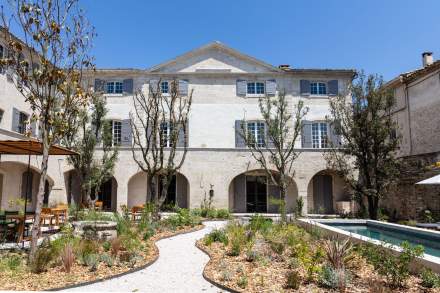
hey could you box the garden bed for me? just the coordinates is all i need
[0,207,204,291]
[197,217,439,292]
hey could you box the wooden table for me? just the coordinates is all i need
[49,208,68,226]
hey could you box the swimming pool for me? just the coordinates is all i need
[327,222,440,258]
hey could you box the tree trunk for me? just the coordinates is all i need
[279,180,287,223]
[367,196,379,220]
[30,135,50,258]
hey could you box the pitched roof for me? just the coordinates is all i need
[386,60,440,88]
[148,41,284,73]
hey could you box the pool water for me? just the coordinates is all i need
[328,224,440,258]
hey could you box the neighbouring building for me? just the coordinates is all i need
[382,52,440,220]
[0,38,356,215]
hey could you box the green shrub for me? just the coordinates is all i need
[120,233,142,253]
[216,209,231,219]
[323,238,353,270]
[75,239,99,264]
[100,254,114,267]
[0,254,23,272]
[164,208,201,229]
[190,208,202,217]
[29,240,57,273]
[249,215,272,234]
[84,254,99,272]
[359,241,424,288]
[285,270,301,289]
[204,229,229,246]
[420,268,440,288]
[318,265,350,290]
[78,209,114,221]
[206,209,217,219]
[226,223,247,256]
[237,274,248,289]
[295,197,304,218]
[102,241,111,252]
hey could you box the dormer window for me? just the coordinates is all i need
[310,82,327,95]
[247,82,265,95]
[161,81,169,94]
[106,81,123,94]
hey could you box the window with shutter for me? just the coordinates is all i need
[112,120,122,146]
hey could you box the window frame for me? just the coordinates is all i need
[17,111,29,135]
[246,81,265,96]
[311,122,329,149]
[159,121,174,148]
[111,120,122,146]
[310,81,327,96]
[160,81,169,94]
[246,121,266,148]
[106,81,124,95]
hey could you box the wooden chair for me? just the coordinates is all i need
[0,214,17,243]
[131,205,144,221]
[41,208,55,227]
[95,201,103,211]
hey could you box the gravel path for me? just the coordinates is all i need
[64,221,227,293]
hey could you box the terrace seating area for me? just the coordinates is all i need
[0,204,68,244]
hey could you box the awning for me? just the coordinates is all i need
[416,174,440,185]
[0,140,78,155]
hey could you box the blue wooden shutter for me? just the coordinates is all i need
[178,80,189,96]
[301,120,312,148]
[235,120,246,148]
[233,174,246,212]
[121,119,132,146]
[12,107,20,132]
[266,80,277,95]
[94,79,105,92]
[123,79,133,94]
[328,80,339,95]
[236,80,247,96]
[300,80,310,95]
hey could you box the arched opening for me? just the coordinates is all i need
[228,169,298,213]
[127,172,189,209]
[64,169,81,206]
[307,170,351,214]
[92,177,118,212]
[0,161,53,211]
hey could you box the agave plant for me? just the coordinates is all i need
[323,237,354,270]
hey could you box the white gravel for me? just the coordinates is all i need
[64,221,227,293]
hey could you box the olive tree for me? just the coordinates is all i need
[0,0,94,257]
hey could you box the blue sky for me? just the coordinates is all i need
[31,1,440,80]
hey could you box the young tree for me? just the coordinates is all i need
[0,0,94,257]
[64,94,118,208]
[130,79,192,213]
[325,73,400,219]
[239,91,308,220]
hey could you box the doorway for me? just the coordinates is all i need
[246,175,267,213]
[159,175,177,209]
[313,174,333,214]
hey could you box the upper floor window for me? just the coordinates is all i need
[312,122,328,148]
[160,121,174,147]
[161,81,169,94]
[247,82,265,95]
[18,112,29,135]
[112,120,122,146]
[310,82,327,95]
[106,81,123,94]
[247,121,266,147]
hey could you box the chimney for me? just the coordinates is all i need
[422,52,434,67]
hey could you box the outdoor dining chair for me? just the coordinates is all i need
[0,214,17,243]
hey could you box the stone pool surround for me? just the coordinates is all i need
[297,218,440,274]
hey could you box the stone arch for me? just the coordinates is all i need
[0,161,54,211]
[228,169,298,213]
[307,169,351,214]
[127,171,190,209]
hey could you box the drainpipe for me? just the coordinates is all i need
[403,79,413,156]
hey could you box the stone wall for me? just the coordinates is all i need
[381,152,440,221]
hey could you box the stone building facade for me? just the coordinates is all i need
[382,52,440,220]
[0,40,355,215]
